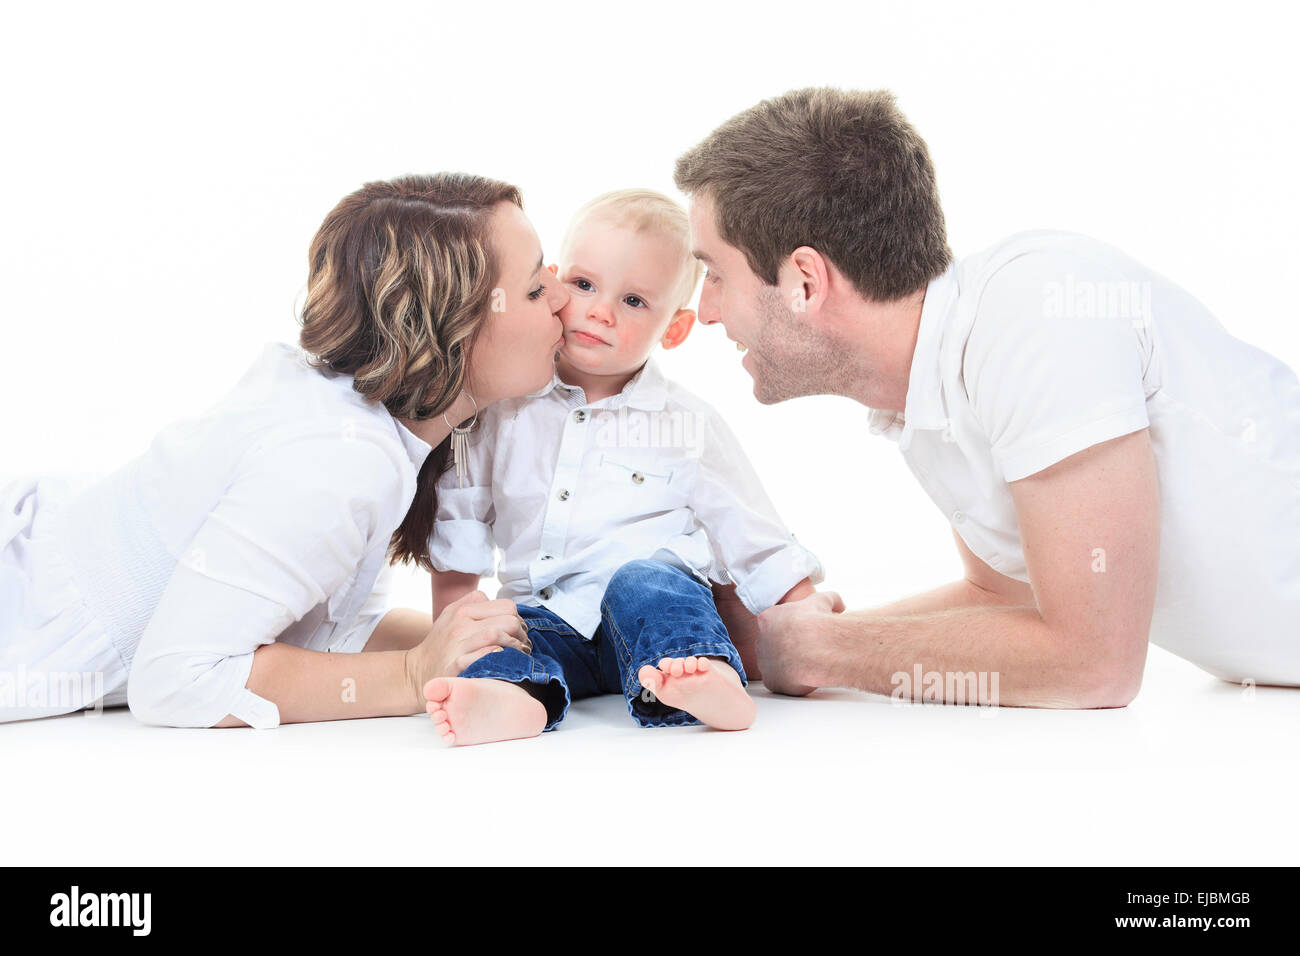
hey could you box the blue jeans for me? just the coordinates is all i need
[458,558,747,729]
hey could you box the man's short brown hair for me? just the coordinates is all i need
[674,87,952,302]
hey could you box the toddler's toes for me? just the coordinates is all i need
[638,665,663,693]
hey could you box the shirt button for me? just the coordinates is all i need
[539,586,554,600]
[557,489,570,501]
[631,472,644,484]
[573,410,587,423]
[952,510,965,523]
[541,554,553,560]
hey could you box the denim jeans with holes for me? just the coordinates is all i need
[457,558,747,729]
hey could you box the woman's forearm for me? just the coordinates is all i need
[213,641,420,727]
[362,607,434,652]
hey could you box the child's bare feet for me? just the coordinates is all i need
[636,656,756,731]
[423,677,547,747]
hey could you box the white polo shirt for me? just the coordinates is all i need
[869,231,1300,684]
[429,356,825,639]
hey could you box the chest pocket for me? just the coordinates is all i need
[592,452,693,510]
[597,453,674,487]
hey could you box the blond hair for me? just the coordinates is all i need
[560,188,703,311]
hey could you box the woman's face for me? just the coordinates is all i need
[466,202,568,403]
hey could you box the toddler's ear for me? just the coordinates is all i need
[547,263,558,276]
[660,308,696,351]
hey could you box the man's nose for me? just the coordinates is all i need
[697,284,721,325]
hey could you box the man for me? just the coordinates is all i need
[682,88,1300,707]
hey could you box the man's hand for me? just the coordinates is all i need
[712,577,825,682]
[756,590,845,696]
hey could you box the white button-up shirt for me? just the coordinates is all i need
[429,356,824,639]
[54,343,434,729]
[871,231,1300,683]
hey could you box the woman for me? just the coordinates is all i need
[0,172,570,727]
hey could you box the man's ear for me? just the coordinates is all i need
[785,246,830,316]
[660,309,696,350]
[547,263,558,276]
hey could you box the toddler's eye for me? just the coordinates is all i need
[573,278,593,292]
[624,295,645,309]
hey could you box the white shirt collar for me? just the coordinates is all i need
[867,262,959,451]
[392,418,435,471]
[531,355,669,411]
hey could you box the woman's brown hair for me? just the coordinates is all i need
[298,172,522,570]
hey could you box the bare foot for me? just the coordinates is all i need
[637,656,756,731]
[423,677,547,747]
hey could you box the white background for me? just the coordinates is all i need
[2,0,1297,866]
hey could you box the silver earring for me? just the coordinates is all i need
[442,394,479,489]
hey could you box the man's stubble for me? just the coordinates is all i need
[750,284,859,404]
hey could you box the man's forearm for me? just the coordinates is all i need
[810,597,1130,709]
[845,577,1027,619]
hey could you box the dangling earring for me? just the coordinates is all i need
[442,393,479,489]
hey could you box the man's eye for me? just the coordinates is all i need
[624,295,645,309]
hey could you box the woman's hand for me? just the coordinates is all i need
[403,591,531,708]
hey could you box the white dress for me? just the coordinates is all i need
[0,343,431,726]
[1,473,131,719]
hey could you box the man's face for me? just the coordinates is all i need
[688,193,835,404]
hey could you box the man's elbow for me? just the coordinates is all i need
[1068,636,1148,709]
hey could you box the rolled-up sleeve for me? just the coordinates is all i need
[689,413,825,615]
[428,422,498,576]
[127,433,404,728]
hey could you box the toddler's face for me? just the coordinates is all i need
[554,221,692,377]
